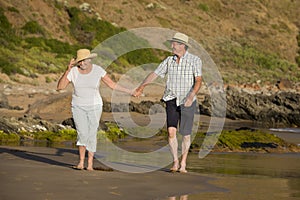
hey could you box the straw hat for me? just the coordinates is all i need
[168,32,190,47]
[74,49,97,63]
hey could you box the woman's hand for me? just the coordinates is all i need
[67,58,76,71]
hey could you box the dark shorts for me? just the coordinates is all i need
[165,99,196,136]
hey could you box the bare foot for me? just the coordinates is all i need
[86,167,94,171]
[170,160,179,172]
[179,164,187,173]
[72,165,84,170]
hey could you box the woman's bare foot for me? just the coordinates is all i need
[77,161,84,169]
[170,160,179,172]
[72,163,84,170]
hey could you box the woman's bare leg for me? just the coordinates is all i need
[77,146,86,169]
[87,151,94,171]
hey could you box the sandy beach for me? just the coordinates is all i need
[1,145,300,200]
[0,145,223,200]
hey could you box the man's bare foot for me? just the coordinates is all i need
[179,163,187,173]
[86,167,94,171]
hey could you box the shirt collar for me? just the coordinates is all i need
[172,51,189,61]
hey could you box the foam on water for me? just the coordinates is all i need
[269,128,300,133]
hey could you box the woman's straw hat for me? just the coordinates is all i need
[75,49,97,63]
[168,32,190,47]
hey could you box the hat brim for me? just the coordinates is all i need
[75,53,97,63]
[168,38,190,47]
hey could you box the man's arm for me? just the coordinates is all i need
[184,76,202,106]
[133,72,158,97]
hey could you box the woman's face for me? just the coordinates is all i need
[78,59,91,70]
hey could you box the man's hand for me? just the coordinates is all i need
[184,91,195,107]
[184,96,193,107]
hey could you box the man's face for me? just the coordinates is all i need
[171,41,185,55]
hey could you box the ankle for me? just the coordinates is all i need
[180,163,186,169]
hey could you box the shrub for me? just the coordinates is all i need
[0,8,20,47]
[103,122,128,141]
[198,3,209,12]
[22,21,45,35]
[45,76,52,83]
[7,6,19,13]
[0,131,20,143]
[24,37,80,55]
[0,48,23,75]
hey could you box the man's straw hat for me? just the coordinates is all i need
[168,32,190,47]
[75,49,97,63]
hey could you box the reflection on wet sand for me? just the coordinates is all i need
[168,195,188,200]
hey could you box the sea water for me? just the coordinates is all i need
[269,127,300,147]
[163,152,300,200]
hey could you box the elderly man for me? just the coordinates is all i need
[134,32,202,173]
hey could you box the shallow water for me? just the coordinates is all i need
[163,152,300,200]
[269,128,300,146]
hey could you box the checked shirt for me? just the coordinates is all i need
[154,51,202,106]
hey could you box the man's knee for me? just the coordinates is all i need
[168,127,177,138]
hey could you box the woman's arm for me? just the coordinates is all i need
[101,74,133,95]
[57,58,75,90]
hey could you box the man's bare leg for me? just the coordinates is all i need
[179,135,191,173]
[168,127,179,171]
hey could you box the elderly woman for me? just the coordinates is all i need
[57,49,132,170]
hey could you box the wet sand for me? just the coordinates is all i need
[0,145,223,200]
[1,146,299,200]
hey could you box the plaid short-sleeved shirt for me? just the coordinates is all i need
[154,51,202,106]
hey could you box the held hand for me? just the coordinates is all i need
[129,89,136,96]
[133,87,144,97]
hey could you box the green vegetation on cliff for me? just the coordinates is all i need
[0,6,163,78]
[0,0,299,84]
